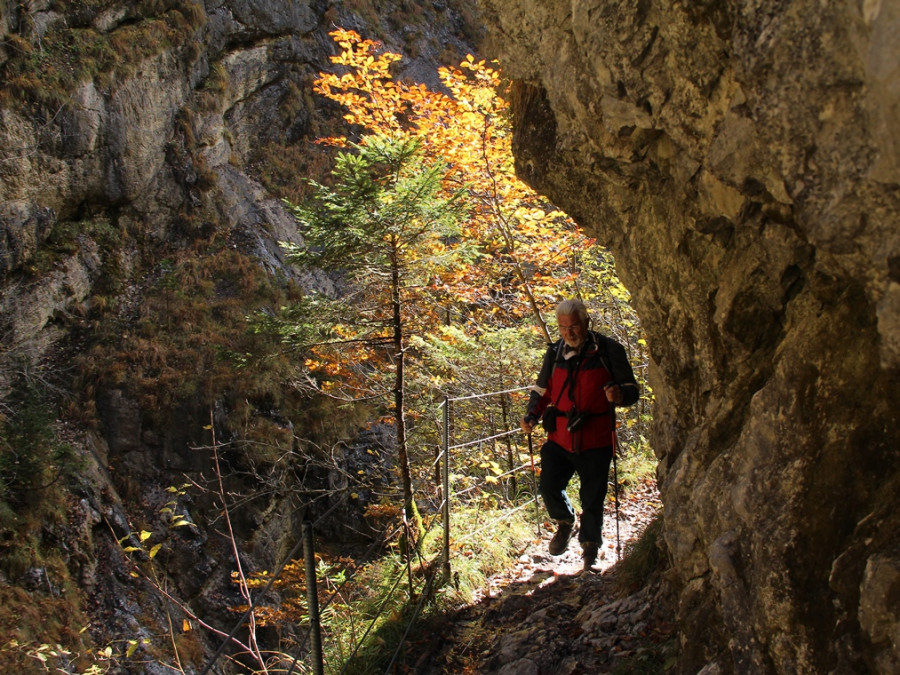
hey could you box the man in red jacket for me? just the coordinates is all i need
[521,299,640,570]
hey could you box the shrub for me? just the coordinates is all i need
[0,376,80,527]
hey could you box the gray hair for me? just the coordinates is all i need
[555,299,589,325]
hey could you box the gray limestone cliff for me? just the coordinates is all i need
[481,0,899,673]
[0,0,477,667]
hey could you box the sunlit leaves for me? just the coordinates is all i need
[311,29,605,333]
[281,135,464,400]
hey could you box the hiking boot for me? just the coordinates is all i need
[548,520,575,555]
[582,541,599,571]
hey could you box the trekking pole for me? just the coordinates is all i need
[610,405,622,561]
[527,432,542,535]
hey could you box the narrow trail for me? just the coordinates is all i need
[415,479,677,674]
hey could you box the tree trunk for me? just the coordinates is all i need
[390,243,414,519]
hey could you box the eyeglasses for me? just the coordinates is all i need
[558,321,584,333]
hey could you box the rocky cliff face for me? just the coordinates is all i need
[0,0,478,668]
[481,0,899,672]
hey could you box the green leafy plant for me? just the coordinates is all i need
[282,133,467,534]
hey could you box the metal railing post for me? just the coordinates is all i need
[302,519,324,675]
[442,395,451,580]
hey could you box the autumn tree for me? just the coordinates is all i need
[282,134,465,529]
[285,29,652,516]
[313,28,598,341]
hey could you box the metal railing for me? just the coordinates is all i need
[200,384,539,675]
[440,385,533,579]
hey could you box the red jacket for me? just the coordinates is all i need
[526,332,639,452]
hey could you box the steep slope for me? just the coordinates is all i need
[480,1,899,673]
[0,1,480,669]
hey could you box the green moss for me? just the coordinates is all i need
[615,515,666,594]
[0,378,82,529]
[24,217,121,278]
[74,246,352,467]
[0,377,93,671]
[344,0,381,31]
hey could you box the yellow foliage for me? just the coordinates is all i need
[313,29,595,333]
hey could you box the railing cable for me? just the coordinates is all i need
[451,498,538,547]
[448,427,520,450]
[441,385,530,403]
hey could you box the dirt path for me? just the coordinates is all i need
[414,479,676,674]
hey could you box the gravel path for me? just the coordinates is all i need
[414,479,677,674]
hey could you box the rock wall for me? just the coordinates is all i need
[3,0,897,671]
[0,0,479,668]
[0,1,333,663]
[480,1,899,673]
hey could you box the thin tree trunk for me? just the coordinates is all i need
[390,244,414,517]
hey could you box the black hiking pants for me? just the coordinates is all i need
[539,440,613,544]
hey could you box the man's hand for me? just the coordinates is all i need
[521,415,537,433]
[604,383,624,405]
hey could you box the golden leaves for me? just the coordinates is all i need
[308,28,622,346]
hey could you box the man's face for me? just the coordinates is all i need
[558,313,588,349]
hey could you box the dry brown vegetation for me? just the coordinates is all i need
[1,2,205,107]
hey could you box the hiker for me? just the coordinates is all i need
[521,299,640,570]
